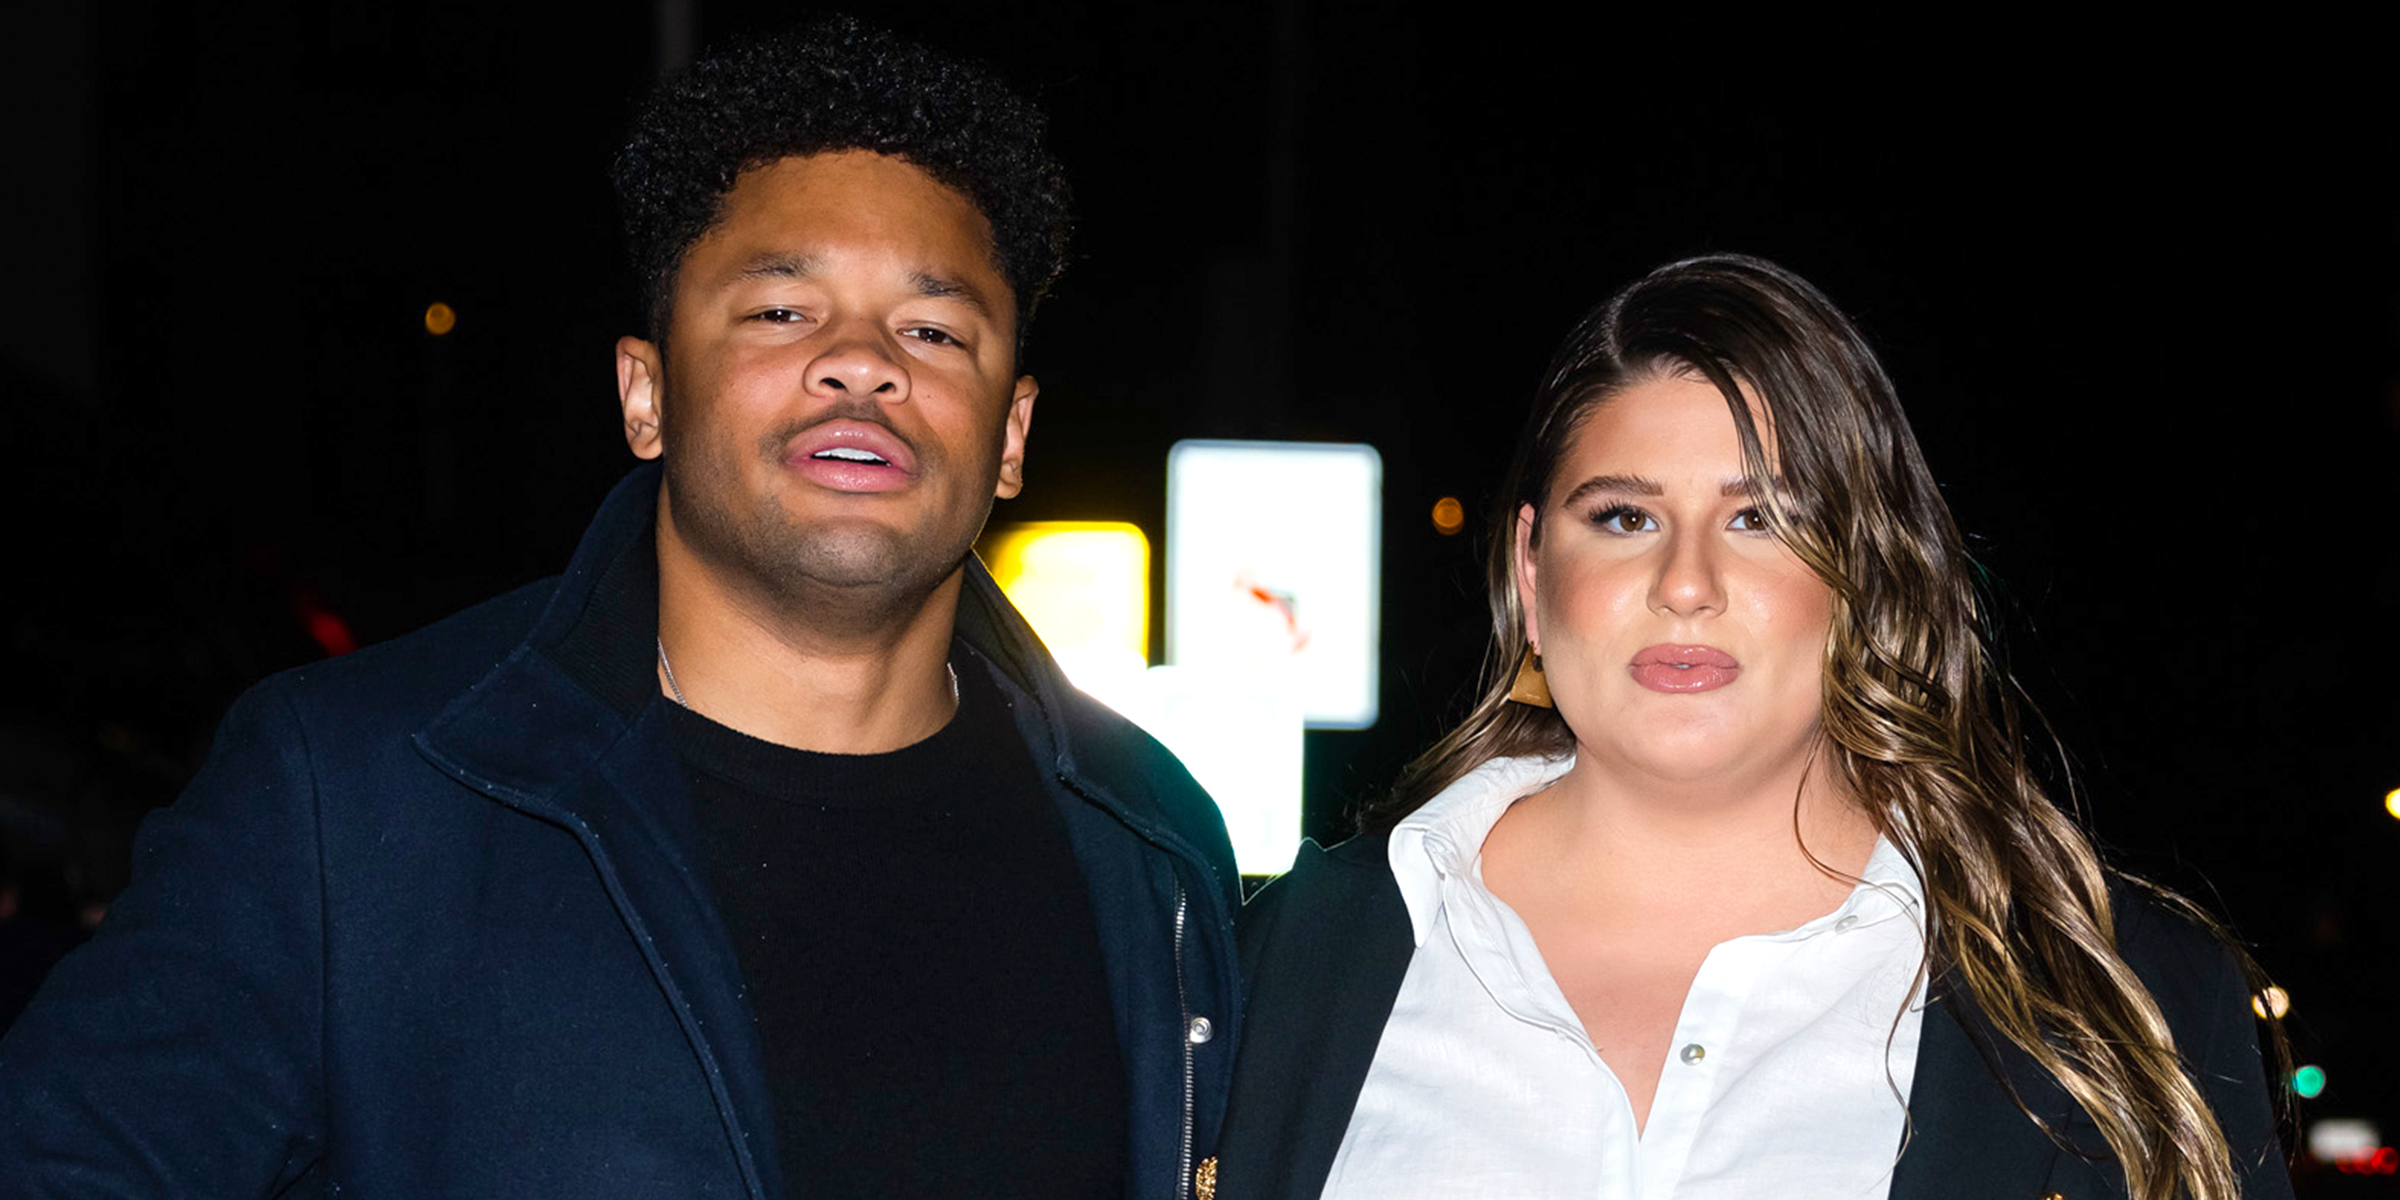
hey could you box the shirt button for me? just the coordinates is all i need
[1835,914,1860,932]
[1187,1016,1215,1045]
[1679,1043,1706,1065]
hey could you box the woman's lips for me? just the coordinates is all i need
[1627,644,1741,693]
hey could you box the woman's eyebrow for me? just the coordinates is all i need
[1557,474,1762,506]
[1558,474,1661,507]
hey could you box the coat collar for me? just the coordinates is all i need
[411,460,1166,829]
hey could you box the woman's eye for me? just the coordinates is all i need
[1591,505,1656,534]
[1728,507,1769,533]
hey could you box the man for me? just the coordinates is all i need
[1,19,1239,1199]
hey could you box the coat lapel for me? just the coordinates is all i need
[414,642,778,1200]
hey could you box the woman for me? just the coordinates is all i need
[1213,255,2289,1200]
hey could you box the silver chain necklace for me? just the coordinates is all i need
[655,637,959,712]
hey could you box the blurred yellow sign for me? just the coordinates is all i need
[979,522,1150,686]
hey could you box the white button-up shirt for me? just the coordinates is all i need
[1324,755,1930,1200]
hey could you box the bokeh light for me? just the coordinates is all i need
[1431,495,1465,536]
[423,301,457,336]
[2252,986,2290,1020]
[2310,1117,2382,1164]
[2384,786,2400,820]
[2294,1065,2328,1099]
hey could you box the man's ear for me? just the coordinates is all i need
[617,336,666,461]
[994,375,1038,499]
[1515,502,1541,654]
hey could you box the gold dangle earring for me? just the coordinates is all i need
[1507,645,1553,708]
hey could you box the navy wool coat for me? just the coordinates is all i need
[1216,834,2292,1200]
[0,464,1242,1200]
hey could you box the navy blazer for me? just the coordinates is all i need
[1217,835,2291,1200]
[0,464,1242,1200]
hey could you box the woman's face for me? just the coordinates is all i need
[1517,372,1835,787]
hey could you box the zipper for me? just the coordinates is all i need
[1039,745,1209,1199]
[1173,884,1195,1199]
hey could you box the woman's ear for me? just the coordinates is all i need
[1515,502,1541,654]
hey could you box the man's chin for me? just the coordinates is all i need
[757,519,974,603]
[668,479,977,618]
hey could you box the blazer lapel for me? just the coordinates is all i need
[1891,984,2075,1200]
[1218,837,1415,1200]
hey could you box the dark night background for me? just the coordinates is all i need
[7,2,2395,1189]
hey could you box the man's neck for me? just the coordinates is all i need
[653,530,965,756]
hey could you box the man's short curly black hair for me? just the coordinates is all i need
[611,16,1073,348]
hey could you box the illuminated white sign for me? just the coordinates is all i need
[1107,665,1305,875]
[1166,440,1381,730]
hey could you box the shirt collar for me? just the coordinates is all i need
[1385,754,1930,948]
[1388,755,1575,947]
[1781,832,1927,941]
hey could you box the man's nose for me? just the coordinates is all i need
[805,323,910,402]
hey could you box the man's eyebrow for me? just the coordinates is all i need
[909,270,992,316]
[733,252,819,280]
[725,255,995,316]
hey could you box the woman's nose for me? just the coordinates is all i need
[1649,527,1726,618]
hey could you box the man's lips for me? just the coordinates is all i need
[783,420,918,492]
[1627,644,1741,693]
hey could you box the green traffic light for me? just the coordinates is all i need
[2294,1065,2327,1099]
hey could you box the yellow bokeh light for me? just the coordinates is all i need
[2252,986,2290,1020]
[979,522,1150,685]
[2385,787,2400,821]
[1431,495,1465,536]
[424,302,457,336]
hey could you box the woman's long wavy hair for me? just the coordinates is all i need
[1363,254,2279,1200]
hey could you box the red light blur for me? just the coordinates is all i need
[292,592,358,657]
[2335,1146,2399,1176]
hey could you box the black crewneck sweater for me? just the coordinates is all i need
[666,642,1127,1198]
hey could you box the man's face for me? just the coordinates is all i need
[617,150,1035,609]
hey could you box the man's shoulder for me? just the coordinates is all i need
[250,576,559,730]
[1048,688,1225,827]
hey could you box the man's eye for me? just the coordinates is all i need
[1590,505,1656,534]
[904,326,961,347]
[753,307,806,324]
